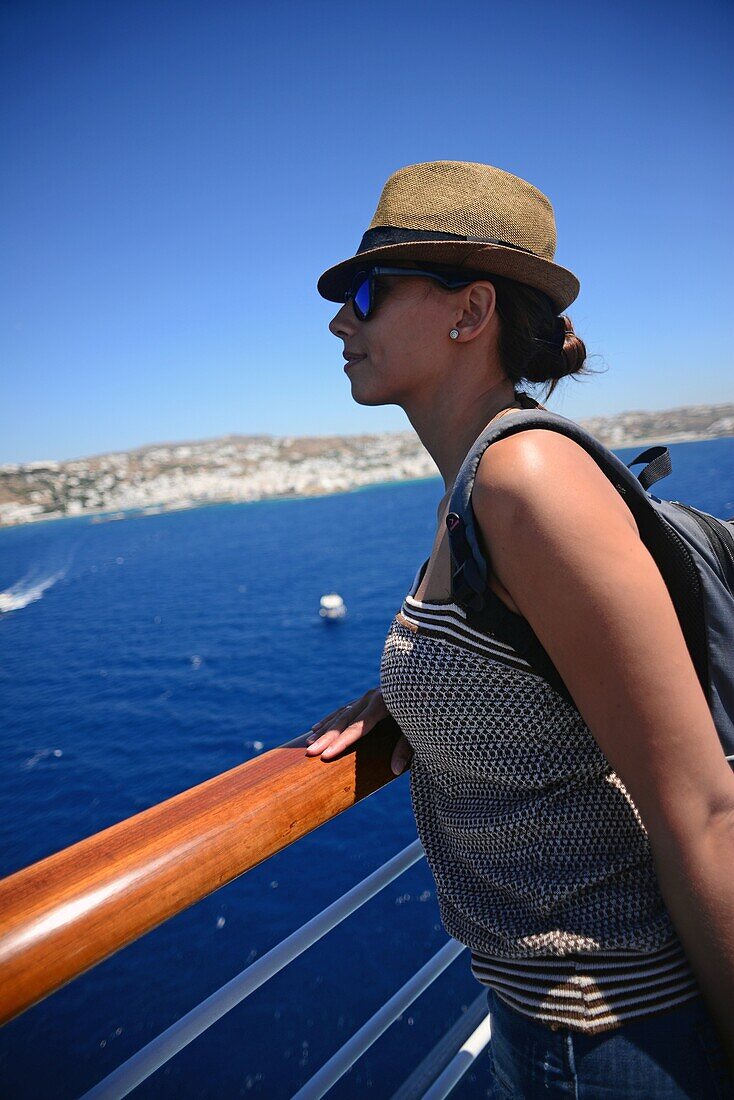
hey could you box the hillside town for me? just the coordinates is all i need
[1,402,732,528]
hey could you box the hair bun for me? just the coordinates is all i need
[559,317,587,376]
[490,275,596,398]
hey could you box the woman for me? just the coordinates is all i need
[306,161,734,1096]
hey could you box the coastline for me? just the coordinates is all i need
[0,474,446,532]
[605,431,734,449]
[1,433,732,533]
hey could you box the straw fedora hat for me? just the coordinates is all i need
[318,161,579,314]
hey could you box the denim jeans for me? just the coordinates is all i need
[486,988,734,1098]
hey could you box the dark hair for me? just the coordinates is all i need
[489,273,593,400]
[410,261,595,399]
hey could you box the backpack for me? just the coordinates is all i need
[445,407,734,765]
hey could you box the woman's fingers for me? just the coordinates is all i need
[307,701,355,739]
[305,704,358,755]
[306,699,361,747]
[391,734,414,775]
[308,689,375,739]
[305,689,388,760]
[318,716,373,760]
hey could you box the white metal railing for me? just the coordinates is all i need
[82,839,492,1100]
[291,939,466,1100]
[391,991,489,1100]
[420,1013,493,1100]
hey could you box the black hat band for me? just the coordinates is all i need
[357,225,536,256]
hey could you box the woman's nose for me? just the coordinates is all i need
[329,300,356,339]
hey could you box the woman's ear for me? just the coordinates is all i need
[452,281,497,342]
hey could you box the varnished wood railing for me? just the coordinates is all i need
[0,717,402,1027]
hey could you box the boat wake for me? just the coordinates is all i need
[0,566,67,614]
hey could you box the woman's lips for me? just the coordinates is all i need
[344,355,366,372]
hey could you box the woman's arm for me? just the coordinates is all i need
[472,428,734,1062]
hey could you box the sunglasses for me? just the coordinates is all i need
[344,266,479,321]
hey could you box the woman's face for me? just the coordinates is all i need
[328,273,458,408]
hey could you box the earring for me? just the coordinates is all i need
[449,328,459,340]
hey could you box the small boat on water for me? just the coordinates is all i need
[319,593,346,620]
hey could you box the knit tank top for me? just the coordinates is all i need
[379,460,699,1033]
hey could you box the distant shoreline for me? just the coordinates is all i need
[608,431,734,449]
[0,475,446,532]
[1,434,732,533]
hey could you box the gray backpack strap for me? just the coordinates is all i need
[445,408,734,761]
[625,445,672,491]
[445,408,654,611]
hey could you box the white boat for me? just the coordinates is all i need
[319,593,347,620]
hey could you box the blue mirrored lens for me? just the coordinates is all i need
[353,276,371,319]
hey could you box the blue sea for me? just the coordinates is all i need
[1,438,733,1100]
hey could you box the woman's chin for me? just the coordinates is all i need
[346,374,388,406]
[349,385,393,407]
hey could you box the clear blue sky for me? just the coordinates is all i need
[2,0,732,464]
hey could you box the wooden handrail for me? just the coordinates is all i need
[0,717,403,1026]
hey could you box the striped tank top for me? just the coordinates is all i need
[379,507,699,1034]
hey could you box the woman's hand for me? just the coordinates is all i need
[305,687,413,775]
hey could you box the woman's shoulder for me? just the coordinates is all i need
[473,425,640,540]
